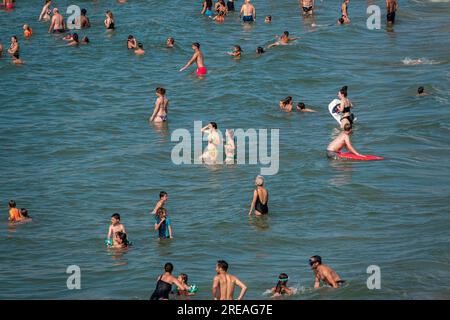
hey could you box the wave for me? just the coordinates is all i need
[402,57,440,65]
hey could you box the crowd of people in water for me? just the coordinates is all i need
[4,0,430,300]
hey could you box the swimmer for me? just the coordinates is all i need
[104,11,115,30]
[67,33,79,46]
[127,35,137,49]
[326,123,365,159]
[386,0,398,25]
[20,208,32,222]
[256,46,265,54]
[180,42,207,76]
[113,231,129,249]
[106,213,127,242]
[8,200,22,222]
[149,87,169,123]
[340,0,351,24]
[224,129,235,164]
[63,34,73,41]
[212,260,248,300]
[0,41,3,56]
[249,175,269,216]
[8,36,23,64]
[271,273,294,297]
[227,45,242,58]
[213,10,226,23]
[134,42,145,55]
[80,8,91,28]
[151,191,169,215]
[214,0,228,14]
[199,122,221,164]
[337,86,354,129]
[279,96,293,112]
[81,37,90,45]
[296,102,317,112]
[175,273,196,296]
[4,0,13,9]
[23,25,33,38]
[49,8,66,33]
[166,37,175,48]
[268,31,299,48]
[240,0,256,22]
[39,0,52,22]
[201,0,213,17]
[150,263,190,300]
[309,255,345,288]
[154,207,173,239]
[417,86,428,97]
[301,0,315,16]
[226,0,235,12]
[264,15,272,23]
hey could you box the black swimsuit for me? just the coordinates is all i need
[255,191,269,214]
[150,276,172,300]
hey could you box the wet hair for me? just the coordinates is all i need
[283,31,289,37]
[235,45,242,52]
[20,208,29,217]
[297,102,306,110]
[167,37,174,44]
[111,213,121,220]
[274,273,289,294]
[338,17,345,24]
[164,262,174,273]
[257,47,265,54]
[210,122,218,129]
[81,8,87,16]
[155,87,166,95]
[159,191,168,198]
[116,231,129,246]
[192,42,200,49]
[106,10,114,20]
[282,96,293,106]
[128,35,134,40]
[340,85,348,97]
[156,207,167,218]
[217,260,228,272]
[137,42,143,49]
[8,200,16,208]
[82,37,89,44]
[72,33,79,42]
[179,273,188,283]
[12,36,18,42]
[45,0,51,3]
[418,86,424,94]
[266,15,272,21]
[344,123,352,132]
[255,175,265,186]
[310,255,322,265]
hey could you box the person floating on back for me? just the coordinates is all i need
[309,255,346,288]
[180,42,207,76]
[326,123,365,160]
[212,260,248,300]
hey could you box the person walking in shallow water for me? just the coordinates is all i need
[249,175,269,216]
[212,260,248,300]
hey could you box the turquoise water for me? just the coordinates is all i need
[1,0,449,299]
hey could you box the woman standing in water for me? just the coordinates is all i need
[249,175,269,216]
[150,263,190,300]
[39,0,52,22]
[149,87,169,123]
[201,0,213,17]
[104,11,115,30]
[337,86,354,129]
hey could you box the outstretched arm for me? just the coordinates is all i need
[345,136,363,157]
[180,53,198,71]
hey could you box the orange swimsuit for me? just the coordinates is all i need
[9,208,21,221]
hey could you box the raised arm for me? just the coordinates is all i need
[235,278,248,300]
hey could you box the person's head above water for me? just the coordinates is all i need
[156,87,166,96]
[81,8,87,16]
[128,35,134,41]
[72,33,79,42]
[274,273,289,294]
[281,96,293,106]
[192,42,200,50]
[234,45,242,53]
[53,8,59,14]
[265,16,272,23]
[8,200,16,208]
[115,231,128,245]
[82,37,89,44]
[216,260,229,273]
[283,31,289,37]
[159,191,168,200]
[255,175,265,186]
[339,85,348,97]
[297,102,306,110]
[210,122,218,130]
[309,255,322,269]
[156,207,167,219]
[167,37,174,46]
[417,86,425,94]
[111,213,121,221]
[20,208,29,218]
[256,46,265,54]
[164,262,174,274]
[343,123,353,133]
[137,42,143,49]
[179,273,188,284]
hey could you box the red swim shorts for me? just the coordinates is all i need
[196,67,207,75]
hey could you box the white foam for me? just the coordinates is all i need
[402,57,439,65]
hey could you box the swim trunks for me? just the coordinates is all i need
[196,67,207,75]
[387,11,395,23]
[326,150,339,160]
[13,51,19,59]
[243,15,254,22]
[227,1,235,11]
[159,115,167,121]
[303,6,313,13]
[53,29,65,33]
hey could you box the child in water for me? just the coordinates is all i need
[112,231,129,249]
[154,207,173,239]
[23,25,33,38]
[175,273,196,296]
[296,102,317,112]
[213,11,225,23]
[271,273,294,297]
[134,42,145,55]
[106,213,127,244]
[227,45,242,58]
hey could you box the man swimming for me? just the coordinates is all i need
[268,31,299,48]
[149,87,169,123]
[309,255,345,288]
[301,0,315,16]
[326,123,364,159]
[48,8,66,33]
[212,260,248,300]
[386,0,398,25]
[180,42,207,76]
[240,0,256,22]
[166,37,175,48]
[296,102,317,112]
